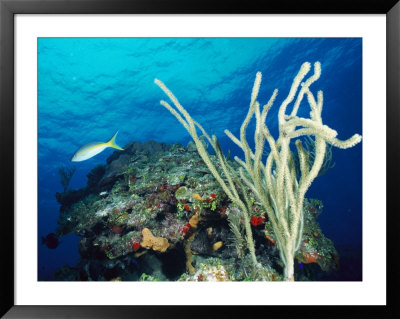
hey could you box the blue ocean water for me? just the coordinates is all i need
[38,38,362,281]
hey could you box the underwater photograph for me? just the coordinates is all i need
[38,37,362,282]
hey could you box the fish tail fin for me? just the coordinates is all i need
[41,237,46,244]
[107,131,124,151]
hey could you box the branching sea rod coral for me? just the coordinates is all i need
[155,62,362,281]
[154,80,260,270]
[58,165,76,192]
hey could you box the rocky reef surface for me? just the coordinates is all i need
[54,140,339,281]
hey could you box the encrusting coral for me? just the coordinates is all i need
[155,61,362,281]
[140,228,170,253]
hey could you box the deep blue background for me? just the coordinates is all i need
[38,38,362,280]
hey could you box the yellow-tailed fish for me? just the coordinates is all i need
[71,131,124,162]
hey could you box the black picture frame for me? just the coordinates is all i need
[1,0,399,318]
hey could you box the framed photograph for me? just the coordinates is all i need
[1,0,398,317]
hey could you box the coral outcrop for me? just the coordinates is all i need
[54,139,339,282]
